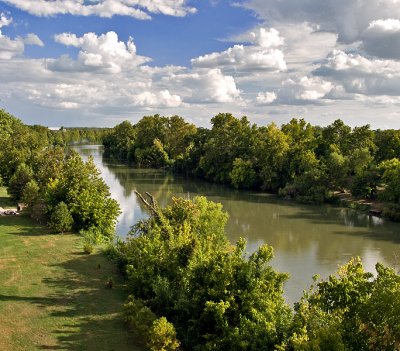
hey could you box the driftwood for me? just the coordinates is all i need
[134,190,160,216]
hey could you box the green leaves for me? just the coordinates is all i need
[118,194,291,350]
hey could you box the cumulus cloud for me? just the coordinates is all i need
[256,91,277,105]
[1,0,196,19]
[192,28,287,73]
[132,90,182,107]
[0,35,24,59]
[314,50,400,96]
[277,76,334,104]
[49,31,150,73]
[0,14,44,59]
[168,68,241,103]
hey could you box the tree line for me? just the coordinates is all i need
[0,109,119,241]
[103,113,400,220]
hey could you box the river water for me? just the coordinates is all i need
[76,145,400,304]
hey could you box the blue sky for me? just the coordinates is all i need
[0,0,400,128]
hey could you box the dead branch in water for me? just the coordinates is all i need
[134,190,159,216]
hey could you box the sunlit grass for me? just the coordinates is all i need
[0,210,142,350]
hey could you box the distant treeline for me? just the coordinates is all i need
[56,126,110,145]
[0,109,119,239]
[103,113,400,219]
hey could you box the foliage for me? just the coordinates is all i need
[148,317,180,351]
[379,158,400,203]
[21,179,40,208]
[117,194,291,350]
[350,165,380,199]
[291,258,400,350]
[49,201,74,233]
[7,163,33,201]
[45,152,120,239]
[101,113,400,208]
[229,158,256,189]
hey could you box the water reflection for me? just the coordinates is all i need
[76,145,400,304]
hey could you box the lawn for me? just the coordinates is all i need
[0,198,143,350]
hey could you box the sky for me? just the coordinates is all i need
[0,1,400,129]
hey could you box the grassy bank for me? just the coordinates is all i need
[0,192,142,350]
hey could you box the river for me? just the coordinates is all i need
[76,144,400,304]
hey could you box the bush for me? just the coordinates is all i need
[148,317,180,351]
[49,201,73,233]
[117,195,291,350]
[124,296,156,341]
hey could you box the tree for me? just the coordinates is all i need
[118,194,291,350]
[148,317,180,351]
[45,152,120,239]
[103,120,136,160]
[379,158,400,203]
[7,163,33,201]
[49,201,74,233]
[291,258,400,350]
[22,179,40,208]
[229,158,256,189]
[200,113,256,184]
[254,123,289,190]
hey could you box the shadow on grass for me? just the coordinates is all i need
[1,251,141,351]
[0,215,54,236]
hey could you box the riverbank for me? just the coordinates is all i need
[0,209,142,350]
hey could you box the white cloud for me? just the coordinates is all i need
[278,76,334,103]
[50,31,150,73]
[192,28,287,73]
[0,13,44,60]
[168,68,241,103]
[0,32,24,59]
[256,91,277,104]
[314,50,400,96]
[1,0,196,19]
[251,28,284,48]
[132,90,182,107]
[24,33,44,46]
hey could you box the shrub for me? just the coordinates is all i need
[49,201,73,233]
[148,317,180,351]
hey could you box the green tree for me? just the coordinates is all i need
[45,152,120,239]
[7,163,33,201]
[118,194,291,350]
[49,201,74,233]
[22,179,40,208]
[379,158,400,203]
[229,158,256,189]
[255,123,290,190]
[148,317,180,351]
[200,113,256,184]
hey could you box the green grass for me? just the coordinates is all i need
[0,212,143,350]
